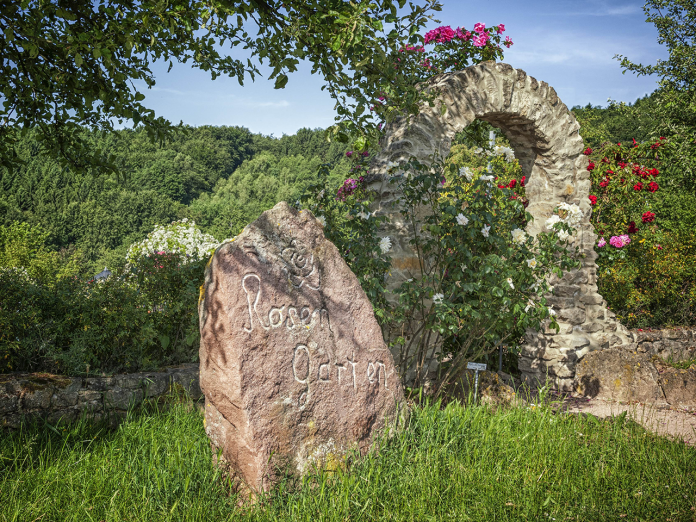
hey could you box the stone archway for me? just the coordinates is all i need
[370,61,633,391]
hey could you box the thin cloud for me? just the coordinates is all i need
[149,86,187,95]
[250,100,290,108]
[605,5,641,15]
[506,27,661,68]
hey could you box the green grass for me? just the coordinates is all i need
[1,396,694,522]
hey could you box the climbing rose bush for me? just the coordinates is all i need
[586,138,696,327]
[302,148,579,393]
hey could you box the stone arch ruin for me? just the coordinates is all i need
[371,61,633,391]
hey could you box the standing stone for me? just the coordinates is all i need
[199,202,404,492]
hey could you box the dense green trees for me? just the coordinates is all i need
[0,126,350,275]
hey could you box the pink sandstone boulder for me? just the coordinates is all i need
[199,202,404,491]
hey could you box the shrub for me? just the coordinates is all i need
[587,140,696,327]
[0,221,213,375]
[302,147,579,393]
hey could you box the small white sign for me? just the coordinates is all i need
[466,362,487,371]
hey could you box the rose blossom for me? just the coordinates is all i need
[642,211,656,223]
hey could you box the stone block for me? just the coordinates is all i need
[140,373,169,397]
[199,202,404,492]
[546,296,576,309]
[104,388,144,410]
[663,329,684,340]
[574,349,666,405]
[77,390,103,413]
[50,379,81,409]
[0,390,18,415]
[559,307,586,325]
[84,377,113,391]
[635,330,662,343]
[582,322,604,334]
[553,285,577,298]
[21,386,53,411]
[171,368,202,400]
[659,368,696,411]
[579,293,604,305]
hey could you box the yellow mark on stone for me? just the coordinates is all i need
[198,284,205,306]
[614,378,622,389]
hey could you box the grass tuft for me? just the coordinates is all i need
[1,395,694,521]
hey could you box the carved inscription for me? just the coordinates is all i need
[280,239,320,290]
[242,273,330,333]
[290,344,388,406]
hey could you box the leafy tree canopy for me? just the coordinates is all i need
[0,0,440,174]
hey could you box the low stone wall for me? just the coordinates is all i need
[0,364,201,428]
[630,327,696,362]
[574,327,696,410]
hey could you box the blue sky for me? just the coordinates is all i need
[138,0,667,136]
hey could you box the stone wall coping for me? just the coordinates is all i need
[1,363,202,428]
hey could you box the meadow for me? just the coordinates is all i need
[1,394,694,522]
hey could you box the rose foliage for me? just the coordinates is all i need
[587,139,696,327]
[302,145,579,394]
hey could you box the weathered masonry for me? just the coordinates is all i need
[370,61,633,390]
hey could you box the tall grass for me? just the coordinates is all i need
[1,396,694,521]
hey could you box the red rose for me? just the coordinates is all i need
[633,182,643,191]
[498,184,505,189]
[632,138,638,147]
[648,181,659,193]
[649,168,659,177]
[521,176,526,187]
[583,147,592,155]
[600,179,609,188]
[587,162,595,171]
[642,211,656,223]
[509,179,517,188]
[589,195,597,205]
[618,162,627,169]
[628,221,638,234]
[606,170,614,175]
[601,157,610,164]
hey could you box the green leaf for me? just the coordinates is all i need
[274,74,288,89]
[74,53,83,67]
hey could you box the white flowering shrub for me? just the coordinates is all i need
[303,148,580,394]
[126,219,221,264]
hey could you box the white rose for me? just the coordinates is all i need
[511,228,527,245]
[379,236,392,254]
